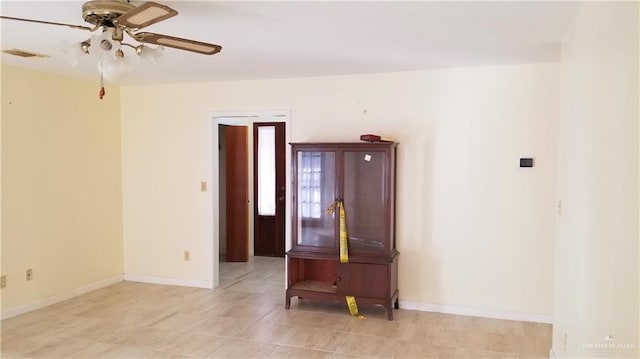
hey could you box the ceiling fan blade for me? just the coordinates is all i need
[115,2,178,30]
[135,32,222,55]
[0,16,92,31]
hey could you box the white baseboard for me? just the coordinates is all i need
[1,275,123,320]
[398,300,553,324]
[123,274,213,289]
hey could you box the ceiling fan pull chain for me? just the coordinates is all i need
[99,63,105,99]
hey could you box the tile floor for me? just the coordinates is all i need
[1,257,551,358]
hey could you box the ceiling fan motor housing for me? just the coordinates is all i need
[82,0,135,26]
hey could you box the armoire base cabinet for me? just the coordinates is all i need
[285,142,399,320]
[285,253,399,320]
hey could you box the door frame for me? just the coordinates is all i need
[210,110,291,288]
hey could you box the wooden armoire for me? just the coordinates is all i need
[285,142,399,320]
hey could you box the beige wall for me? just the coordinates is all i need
[1,65,124,314]
[554,2,639,357]
[121,63,559,318]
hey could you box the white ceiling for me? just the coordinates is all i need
[0,1,583,85]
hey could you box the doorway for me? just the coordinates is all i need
[213,111,290,288]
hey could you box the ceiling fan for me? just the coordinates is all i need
[1,0,222,97]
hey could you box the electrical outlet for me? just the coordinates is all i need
[200,181,207,192]
[26,269,33,281]
[1,275,6,288]
[184,251,190,261]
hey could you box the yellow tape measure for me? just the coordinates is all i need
[328,200,365,319]
[338,202,348,263]
[345,296,359,315]
[345,296,366,319]
[327,199,349,263]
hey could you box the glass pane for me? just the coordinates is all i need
[297,151,336,248]
[257,126,275,215]
[343,151,386,252]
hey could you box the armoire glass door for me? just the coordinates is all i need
[343,150,387,253]
[295,150,337,250]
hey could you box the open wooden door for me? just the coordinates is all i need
[253,122,286,257]
[225,125,249,262]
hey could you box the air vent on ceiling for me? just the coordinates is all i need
[2,48,49,58]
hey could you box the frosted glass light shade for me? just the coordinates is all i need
[138,45,164,63]
[61,40,88,67]
[99,58,128,82]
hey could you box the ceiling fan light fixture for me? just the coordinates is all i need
[81,41,91,54]
[62,40,89,67]
[100,39,113,50]
[99,57,128,81]
[91,28,121,59]
[116,2,178,29]
[136,44,164,63]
